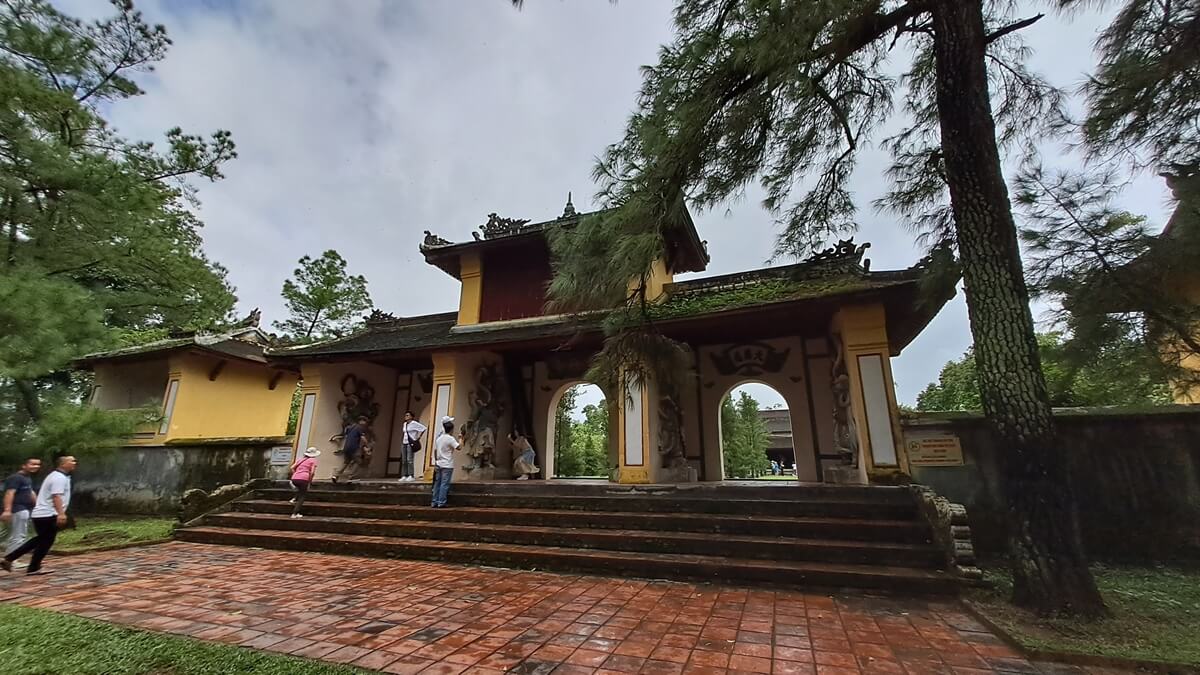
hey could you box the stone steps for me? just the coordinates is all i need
[204,511,942,566]
[174,525,959,594]
[174,482,963,593]
[254,488,919,520]
[233,499,932,543]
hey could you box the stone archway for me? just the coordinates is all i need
[717,380,807,482]
[544,381,611,479]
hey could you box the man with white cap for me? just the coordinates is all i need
[431,416,461,508]
[289,447,320,518]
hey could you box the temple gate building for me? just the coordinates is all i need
[274,198,953,486]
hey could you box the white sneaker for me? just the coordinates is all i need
[290,513,303,519]
[12,561,26,569]
[289,498,296,504]
[516,475,529,480]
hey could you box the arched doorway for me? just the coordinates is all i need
[545,382,610,479]
[719,382,799,481]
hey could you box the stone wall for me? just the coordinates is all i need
[902,407,1200,561]
[70,438,292,515]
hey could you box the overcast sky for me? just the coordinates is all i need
[64,0,1172,406]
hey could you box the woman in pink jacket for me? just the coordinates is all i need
[289,448,320,519]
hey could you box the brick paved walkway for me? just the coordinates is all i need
[0,542,1123,674]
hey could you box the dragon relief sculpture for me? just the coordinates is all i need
[829,333,859,467]
[420,230,452,251]
[336,374,380,429]
[463,364,505,470]
[657,394,688,469]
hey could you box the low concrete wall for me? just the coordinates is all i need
[71,438,293,515]
[903,406,1200,561]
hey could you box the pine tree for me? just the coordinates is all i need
[516,0,1109,615]
[1,0,237,458]
[275,250,374,341]
[721,392,771,479]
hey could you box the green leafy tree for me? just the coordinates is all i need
[721,391,771,479]
[918,334,1172,411]
[0,0,237,459]
[516,0,1110,615]
[274,250,374,341]
[552,387,610,477]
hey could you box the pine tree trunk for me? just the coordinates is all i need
[929,0,1106,616]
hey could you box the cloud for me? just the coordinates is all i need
[82,1,1170,405]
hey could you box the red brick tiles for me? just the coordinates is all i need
[0,543,1125,674]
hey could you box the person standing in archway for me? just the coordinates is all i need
[398,410,427,482]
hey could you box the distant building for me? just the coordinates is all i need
[759,409,796,471]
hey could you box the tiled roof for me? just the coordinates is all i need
[271,239,954,361]
[75,327,274,366]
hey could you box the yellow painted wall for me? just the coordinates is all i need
[626,257,674,303]
[457,251,483,326]
[162,353,298,441]
[1168,276,1200,404]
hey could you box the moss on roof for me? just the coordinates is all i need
[650,274,906,321]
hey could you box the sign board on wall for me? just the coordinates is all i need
[269,447,294,466]
[905,435,965,467]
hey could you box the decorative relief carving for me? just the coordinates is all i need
[709,342,790,377]
[829,333,859,467]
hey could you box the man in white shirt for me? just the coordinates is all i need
[431,417,460,508]
[399,410,427,482]
[2,454,75,576]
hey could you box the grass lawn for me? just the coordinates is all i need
[969,563,1200,666]
[0,604,362,674]
[55,517,175,553]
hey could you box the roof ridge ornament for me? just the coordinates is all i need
[479,213,532,240]
[420,230,452,251]
[561,192,577,218]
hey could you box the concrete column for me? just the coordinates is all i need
[616,373,652,484]
[831,304,909,478]
[423,352,457,481]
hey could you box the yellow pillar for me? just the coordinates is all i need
[457,252,483,326]
[290,369,323,463]
[832,304,909,476]
[616,371,653,484]
[423,352,458,481]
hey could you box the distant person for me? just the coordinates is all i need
[2,457,42,567]
[331,416,370,483]
[2,454,75,576]
[431,417,461,508]
[398,411,427,482]
[509,430,540,480]
[289,448,320,519]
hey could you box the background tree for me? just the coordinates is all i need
[721,392,771,479]
[553,388,609,477]
[274,250,373,341]
[0,0,237,462]
[918,333,1172,411]
[525,0,1106,614]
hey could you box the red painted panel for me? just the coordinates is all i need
[479,243,554,322]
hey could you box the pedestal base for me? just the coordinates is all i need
[823,464,866,485]
[463,466,496,482]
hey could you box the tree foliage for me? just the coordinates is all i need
[721,391,771,479]
[274,250,373,341]
[0,0,237,460]
[1015,165,1200,400]
[918,333,1172,411]
[523,0,1111,615]
[553,387,609,478]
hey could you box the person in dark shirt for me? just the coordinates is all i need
[331,416,370,483]
[2,457,42,563]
